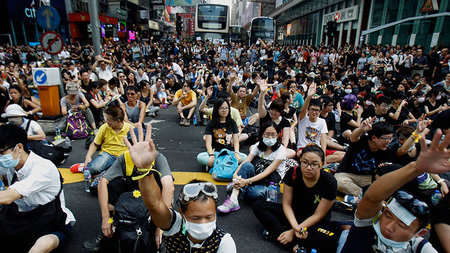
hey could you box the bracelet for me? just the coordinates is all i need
[247,179,252,185]
[411,131,420,138]
[209,153,214,157]
[437,179,445,184]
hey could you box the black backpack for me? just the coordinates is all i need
[114,191,155,253]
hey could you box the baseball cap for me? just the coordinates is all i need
[66,82,79,95]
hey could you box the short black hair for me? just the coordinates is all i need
[0,124,29,153]
[368,121,393,138]
[308,98,323,110]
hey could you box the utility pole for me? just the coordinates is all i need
[88,0,102,56]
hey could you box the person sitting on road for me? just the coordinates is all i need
[196,98,247,168]
[84,105,132,175]
[340,94,363,141]
[1,104,46,141]
[138,80,159,117]
[227,72,259,120]
[86,81,112,127]
[120,85,146,128]
[151,78,169,107]
[124,125,236,252]
[217,121,286,214]
[199,86,243,131]
[83,144,174,252]
[253,144,338,252]
[334,118,394,203]
[6,84,41,118]
[339,130,449,253]
[0,124,76,252]
[172,80,197,127]
[257,80,295,158]
[59,82,97,133]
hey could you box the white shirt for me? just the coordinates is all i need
[0,152,75,225]
[164,211,236,253]
[20,119,43,137]
[96,66,113,81]
[297,116,328,149]
[250,143,287,179]
[171,63,184,77]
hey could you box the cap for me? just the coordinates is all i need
[1,104,28,118]
[66,82,79,95]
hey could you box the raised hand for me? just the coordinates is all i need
[307,83,316,97]
[416,115,430,133]
[361,116,376,132]
[206,86,213,97]
[417,129,450,174]
[123,124,157,169]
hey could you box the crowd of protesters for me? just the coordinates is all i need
[0,35,449,253]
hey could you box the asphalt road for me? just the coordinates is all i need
[59,105,352,253]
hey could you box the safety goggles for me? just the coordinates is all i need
[179,182,218,204]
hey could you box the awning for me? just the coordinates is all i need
[68,12,118,24]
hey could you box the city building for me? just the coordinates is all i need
[269,0,449,50]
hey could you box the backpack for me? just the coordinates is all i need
[25,120,66,165]
[210,149,239,181]
[64,112,89,139]
[114,191,155,253]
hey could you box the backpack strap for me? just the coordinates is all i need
[25,119,31,134]
[415,238,428,253]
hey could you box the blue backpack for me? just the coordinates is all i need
[210,149,239,181]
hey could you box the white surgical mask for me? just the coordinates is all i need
[344,89,352,94]
[436,95,442,100]
[373,221,409,249]
[184,219,216,241]
[418,97,425,103]
[366,101,373,106]
[263,137,277,147]
[0,145,20,168]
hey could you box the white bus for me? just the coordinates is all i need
[249,17,275,45]
[194,4,230,43]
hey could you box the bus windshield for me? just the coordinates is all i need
[197,5,228,30]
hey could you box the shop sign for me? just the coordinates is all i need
[148,20,160,30]
[323,5,358,24]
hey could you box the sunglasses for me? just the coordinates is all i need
[393,190,429,216]
[179,182,218,204]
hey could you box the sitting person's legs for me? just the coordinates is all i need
[335,172,371,197]
[87,152,117,174]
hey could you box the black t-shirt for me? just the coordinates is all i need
[320,112,336,133]
[391,142,420,166]
[284,168,337,223]
[205,120,239,151]
[266,49,274,66]
[388,106,411,127]
[282,107,297,121]
[86,91,103,124]
[260,114,291,138]
[358,84,372,94]
[409,104,426,119]
[337,135,392,175]
[340,111,357,133]
[423,100,442,112]
[361,107,388,123]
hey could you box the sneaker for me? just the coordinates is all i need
[184,118,191,126]
[180,118,186,126]
[343,194,358,205]
[217,196,240,213]
[226,182,234,193]
[83,233,106,252]
[149,112,156,117]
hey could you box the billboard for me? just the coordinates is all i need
[165,0,203,7]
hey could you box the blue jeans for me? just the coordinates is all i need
[238,162,269,201]
[87,152,117,174]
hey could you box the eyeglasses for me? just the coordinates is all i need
[380,104,391,109]
[378,136,394,142]
[392,190,429,216]
[219,107,229,111]
[262,133,278,138]
[179,182,218,204]
[300,160,321,170]
[309,108,321,112]
[127,93,136,96]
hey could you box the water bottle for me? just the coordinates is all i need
[266,182,278,202]
[431,190,442,206]
[83,167,92,193]
[55,126,61,137]
[64,137,71,148]
[297,246,306,253]
[311,249,317,253]
[193,114,197,126]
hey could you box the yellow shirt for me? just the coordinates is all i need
[94,122,132,157]
[174,89,196,106]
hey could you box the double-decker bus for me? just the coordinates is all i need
[194,4,230,43]
[249,17,275,45]
[229,25,245,44]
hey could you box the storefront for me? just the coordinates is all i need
[68,12,118,44]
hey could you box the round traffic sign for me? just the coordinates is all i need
[334,13,341,21]
[40,31,64,55]
[36,6,61,31]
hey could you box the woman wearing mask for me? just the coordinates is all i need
[252,144,338,252]
[217,122,287,214]
[424,88,447,118]
[340,94,363,141]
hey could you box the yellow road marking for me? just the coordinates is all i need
[58,168,230,185]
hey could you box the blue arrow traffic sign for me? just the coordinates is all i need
[36,6,61,31]
[34,70,47,85]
